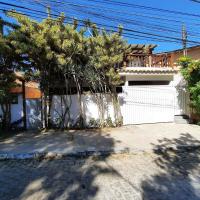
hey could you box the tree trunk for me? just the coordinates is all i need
[43,93,48,129]
[1,102,11,130]
[111,86,123,126]
[73,74,84,128]
[22,80,27,130]
[47,93,53,129]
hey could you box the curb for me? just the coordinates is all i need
[0,145,200,160]
[0,148,132,160]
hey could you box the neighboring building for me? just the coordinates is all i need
[118,44,190,125]
[157,45,200,67]
[0,72,42,129]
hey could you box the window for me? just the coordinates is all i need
[128,81,170,86]
[11,94,18,104]
[116,86,123,93]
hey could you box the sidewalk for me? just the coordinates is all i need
[0,123,200,159]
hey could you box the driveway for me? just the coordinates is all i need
[0,123,200,155]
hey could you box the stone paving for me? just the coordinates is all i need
[1,123,200,157]
[1,148,200,200]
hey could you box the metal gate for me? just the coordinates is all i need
[120,86,176,125]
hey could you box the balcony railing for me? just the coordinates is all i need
[124,54,173,68]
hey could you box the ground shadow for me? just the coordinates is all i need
[0,128,118,154]
[0,129,119,200]
[26,99,42,129]
[142,133,200,200]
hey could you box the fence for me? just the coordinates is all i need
[0,85,190,129]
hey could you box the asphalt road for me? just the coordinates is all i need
[1,149,200,200]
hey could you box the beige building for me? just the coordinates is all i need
[157,45,200,67]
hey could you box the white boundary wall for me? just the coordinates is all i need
[0,85,190,128]
[0,95,23,125]
[51,94,115,126]
[51,85,189,126]
[0,95,41,128]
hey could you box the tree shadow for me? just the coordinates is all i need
[0,128,120,154]
[26,99,42,129]
[0,129,120,200]
[142,133,200,200]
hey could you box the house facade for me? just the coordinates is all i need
[52,44,191,126]
[118,44,190,125]
[0,73,42,129]
[1,45,196,129]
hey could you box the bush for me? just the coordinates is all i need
[104,116,114,127]
[88,117,121,128]
[179,57,200,115]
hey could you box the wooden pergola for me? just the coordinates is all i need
[123,44,173,68]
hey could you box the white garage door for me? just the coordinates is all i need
[120,86,176,125]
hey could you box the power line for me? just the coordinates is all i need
[81,0,200,18]
[0,8,186,44]
[31,0,200,30]
[28,0,185,24]
[60,4,200,37]
[38,0,200,25]
[0,1,200,45]
[31,0,200,37]
[0,8,182,43]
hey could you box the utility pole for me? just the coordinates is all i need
[0,17,3,35]
[47,5,51,18]
[182,24,188,56]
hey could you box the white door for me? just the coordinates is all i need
[120,86,176,125]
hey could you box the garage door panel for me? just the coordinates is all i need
[121,86,175,125]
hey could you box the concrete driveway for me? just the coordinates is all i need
[0,123,200,155]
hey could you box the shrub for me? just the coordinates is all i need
[179,57,200,116]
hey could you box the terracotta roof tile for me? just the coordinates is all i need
[119,67,178,74]
[11,72,41,99]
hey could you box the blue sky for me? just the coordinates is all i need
[1,0,200,52]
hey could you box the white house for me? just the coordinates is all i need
[51,44,190,126]
[0,73,42,129]
[117,44,189,125]
[0,45,191,129]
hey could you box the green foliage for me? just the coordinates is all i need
[190,82,200,113]
[4,12,129,129]
[115,117,123,127]
[88,118,100,128]
[104,116,115,127]
[0,29,27,130]
[88,115,123,128]
[0,73,16,102]
[179,56,200,115]
[87,31,129,87]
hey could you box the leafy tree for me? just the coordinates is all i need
[0,71,16,130]
[86,27,130,125]
[8,12,129,129]
[8,12,64,128]
[179,57,200,116]
[0,25,26,130]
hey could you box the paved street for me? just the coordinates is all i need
[1,123,200,155]
[1,148,200,200]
